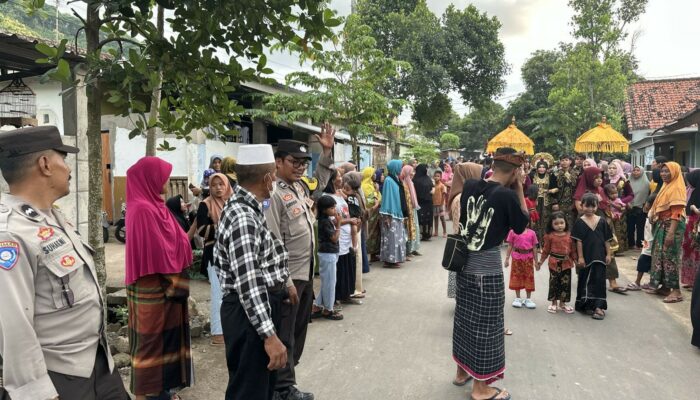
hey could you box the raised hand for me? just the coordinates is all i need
[460,194,494,252]
[315,122,336,151]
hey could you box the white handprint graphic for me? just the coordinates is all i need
[459,195,494,251]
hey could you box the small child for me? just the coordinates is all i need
[604,183,625,220]
[504,223,539,309]
[572,193,613,320]
[627,193,657,291]
[525,184,540,224]
[432,171,447,238]
[311,196,344,320]
[540,212,577,314]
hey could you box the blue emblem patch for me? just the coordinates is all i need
[262,199,271,210]
[0,241,20,271]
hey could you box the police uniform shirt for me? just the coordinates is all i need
[265,180,316,283]
[0,194,110,400]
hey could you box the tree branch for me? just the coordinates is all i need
[74,26,85,53]
[97,37,142,50]
[71,8,87,26]
[99,16,148,37]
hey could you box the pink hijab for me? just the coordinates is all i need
[442,163,454,184]
[202,173,234,224]
[400,164,419,209]
[607,160,626,184]
[125,157,192,285]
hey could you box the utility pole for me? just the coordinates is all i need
[55,0,60,42]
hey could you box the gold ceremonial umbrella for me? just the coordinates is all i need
[574,116,629,153]
[486,117,535,155]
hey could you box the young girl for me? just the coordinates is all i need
[539,212,577,314]
[504,223,539,309]
[311,196,344,320]
[525,184,540,225]
[627,193,657,290]
[572,193,613,320]
[432,171,447,237]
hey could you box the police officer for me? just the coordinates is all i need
[0,126,129,400]
[265,139,317,400]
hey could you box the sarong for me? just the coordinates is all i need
[380,216,407,263]
[453,249,505,384]
[127,273,193,395]
[575,262,607,312]
[335,252,356,301]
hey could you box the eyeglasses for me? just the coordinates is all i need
[286,158,309,168]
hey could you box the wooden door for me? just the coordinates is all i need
[101,130,114,222]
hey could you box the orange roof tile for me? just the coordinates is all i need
[624,77,700,131]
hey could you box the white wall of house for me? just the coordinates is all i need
[0,77,66,134]
[112,128,241,183]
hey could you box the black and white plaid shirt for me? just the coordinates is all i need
[213,186,289,338]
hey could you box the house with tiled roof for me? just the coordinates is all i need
[625,77,700,167]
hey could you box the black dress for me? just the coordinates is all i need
[196,202,217,277]
[692,271,700,347]
[571,216,612,312]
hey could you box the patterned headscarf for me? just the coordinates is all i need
[607,160,626,184]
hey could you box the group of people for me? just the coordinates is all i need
[2,122,700,400]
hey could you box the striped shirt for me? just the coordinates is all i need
[213,186,289,339]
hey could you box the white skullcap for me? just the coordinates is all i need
[236,144,275,165]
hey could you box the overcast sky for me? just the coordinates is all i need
[255,0,700,120]
[57,0,700,121]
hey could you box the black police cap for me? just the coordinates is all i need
[276,139,311,160]
[0,125,79,158]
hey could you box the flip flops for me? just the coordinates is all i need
[662,295,683,303]
[626,283,642,291]
[471,388,511,400]
[452,376,473,386]
[547,305,557,314]
[609,287,628,294]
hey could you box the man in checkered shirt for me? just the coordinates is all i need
[213,144,290,400]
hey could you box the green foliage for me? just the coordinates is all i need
[448,100,505,152]
[0,1,82,44]
[439,133,460,150]
[27,0,339,141]
[257,15,409,162]
[501,0,647,154]
[404,136,439,164]
[357,0,508,131]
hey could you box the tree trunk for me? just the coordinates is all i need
[86,2,106,289]
[351,135,359,166]
[145,5,164,157]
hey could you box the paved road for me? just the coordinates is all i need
[150,238,699,400]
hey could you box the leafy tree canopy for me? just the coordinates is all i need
[357,0,508,131]
[448,100,505,153]
[256,14,410,162]
[439,132,460,150]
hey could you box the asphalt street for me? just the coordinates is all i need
[115,238,699,400]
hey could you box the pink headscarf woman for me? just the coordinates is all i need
[442,163,454,184]
[125,157,192,284]
[400,164,419,209]
[607,160,626,185]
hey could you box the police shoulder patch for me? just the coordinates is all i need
[20,205,40,220]
[0,241,20,271]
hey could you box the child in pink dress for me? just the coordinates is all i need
[504,225,540,309]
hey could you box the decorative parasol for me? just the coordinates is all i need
[486,116,535,155]
[574,116,629,153]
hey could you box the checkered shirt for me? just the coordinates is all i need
[213,186,289,338]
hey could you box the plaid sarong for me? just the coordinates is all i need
[127,273,193,395]
[453,249,506,384]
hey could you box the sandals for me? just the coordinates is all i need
[350,293,365,299]
[341,298,363,305]
[609,287,628,294]
[471,387,511,400]
[626,283,642,291]
[452,375,473,386]
[561,305,574,314]
[662,295,683,303]
[504,328,513,336]
[547,305,557,314]
[383,263,401,269]
[322,311,344,320]
[592,309,605,320]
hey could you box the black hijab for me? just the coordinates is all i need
[686,170,700,214]
[412,164,433,204]
[165,195,190,233]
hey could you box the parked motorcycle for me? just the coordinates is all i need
[114,204,126,244]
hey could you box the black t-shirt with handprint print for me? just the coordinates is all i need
[458,179,529,252]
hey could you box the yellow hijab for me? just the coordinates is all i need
[362,167,381,204]
[650,161,686,220]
